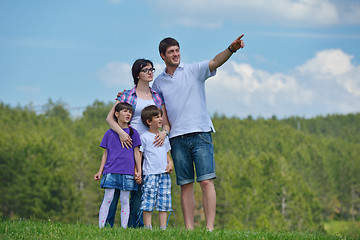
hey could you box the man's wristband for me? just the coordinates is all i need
[164,130,169,136]
[228,46,236,53]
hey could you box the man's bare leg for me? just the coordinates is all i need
[199,179,216,231]
[180,183,195,229]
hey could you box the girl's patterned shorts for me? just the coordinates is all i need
[140,173,172,212]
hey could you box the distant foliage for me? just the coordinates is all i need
[1,101,359,231]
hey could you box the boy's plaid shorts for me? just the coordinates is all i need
[140,173,172,212]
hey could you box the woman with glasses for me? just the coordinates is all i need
[105,58,172,228]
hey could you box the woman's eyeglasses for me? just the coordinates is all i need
[140,68,155,73]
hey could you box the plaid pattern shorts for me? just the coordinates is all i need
[140,173,172,212]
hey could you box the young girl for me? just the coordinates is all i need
[94,102,142,228]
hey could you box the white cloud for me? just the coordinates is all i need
[296,49,360,97]
[98,62,132,87]
[206,62,313,118]
[149,0,360,28]
[205,49,360,118]
[332,0,360,25]
[297,49,354,76]
[16,85,41,95]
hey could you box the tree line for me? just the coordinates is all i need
[0,100,359,230]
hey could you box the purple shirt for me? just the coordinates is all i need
[100,128,141,175]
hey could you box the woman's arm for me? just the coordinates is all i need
[106,100,133,149]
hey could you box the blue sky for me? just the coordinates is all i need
[1,0,359,118]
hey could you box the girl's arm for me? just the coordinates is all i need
[165,152,173,174]
[106,100,133,149]
[94,149,108,180]
[134,146,142,184]
[154,104,171,147]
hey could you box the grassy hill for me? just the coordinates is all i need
[1,219,359,240]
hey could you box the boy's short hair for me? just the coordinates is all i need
[141,105,162,128]
[159,37,180,57]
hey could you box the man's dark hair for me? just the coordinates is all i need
[159,37,180,57]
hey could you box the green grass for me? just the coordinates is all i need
[1,219,359,240]
[323,221,360,236]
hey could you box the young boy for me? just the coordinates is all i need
[139,105,173,230]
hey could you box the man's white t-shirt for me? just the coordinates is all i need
[152,61,216,138]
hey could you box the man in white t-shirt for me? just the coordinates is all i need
[152,35,245,231]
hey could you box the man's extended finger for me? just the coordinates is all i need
[237,34,244,41]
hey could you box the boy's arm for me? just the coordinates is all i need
[94,149,108,180]
[134,146,142,184]
[165,152,173,174]
[209,34,245,72]
[106,100,133,149]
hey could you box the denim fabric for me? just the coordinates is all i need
[100,173,138,191]
[127,187,144,228]
[170,132,216,185]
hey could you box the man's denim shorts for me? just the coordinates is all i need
[170,132,216,185]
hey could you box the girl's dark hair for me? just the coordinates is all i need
[159,37,180,56]
[132,59,154,86]
[113,102,134,136]
[141,105,162,128]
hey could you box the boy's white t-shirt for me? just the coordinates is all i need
[140,131,171,175]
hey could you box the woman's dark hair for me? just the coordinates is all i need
[141,105,162,128]
[113,102,134,136]
[159,37,180,57]
[132,59,154,86]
